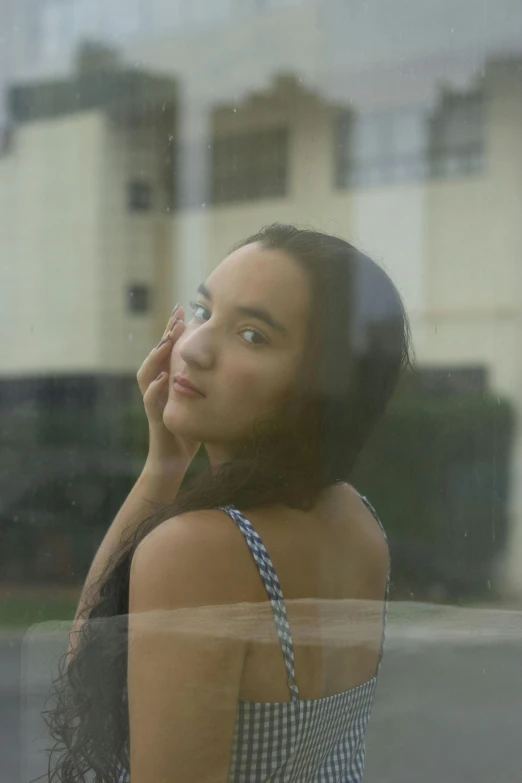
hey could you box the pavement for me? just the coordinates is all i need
[1,601,521,782]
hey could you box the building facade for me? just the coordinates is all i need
[1,3,522,596]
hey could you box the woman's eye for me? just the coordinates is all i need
[188,301,267,345]
[188,300,209,320]
[241,329,267,346]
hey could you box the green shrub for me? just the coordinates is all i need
[1,389,515,602]
[351,392,515,600]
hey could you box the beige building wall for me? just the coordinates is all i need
[164,63,522,595]
[0,108,176,376]
[96,116,171,372]
[0,56,521,593]
[0,111,104,374]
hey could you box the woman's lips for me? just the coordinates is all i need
[172,375,205,397]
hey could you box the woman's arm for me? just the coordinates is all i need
[67,305,198,663]
[126,510,247,783]
[66,458,188,665]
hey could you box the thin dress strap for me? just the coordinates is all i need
[219,495,391,698]
[355,492,391,674]
[218,504,301,702]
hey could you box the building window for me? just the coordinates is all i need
[211,128,288,205]
[127,283,151,314]
[336,107,430,188]
[336,91,483,189]
[428,91,484,178]
[127,179,153,211]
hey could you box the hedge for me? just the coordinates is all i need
[0,390,515,601]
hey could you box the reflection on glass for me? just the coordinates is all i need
[0,2,521,782]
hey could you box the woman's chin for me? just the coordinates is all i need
[163,402,204,440]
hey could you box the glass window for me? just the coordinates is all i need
[2,4,522,783]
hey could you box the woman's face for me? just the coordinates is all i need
[163,242,312,458]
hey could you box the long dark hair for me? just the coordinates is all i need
[40,223,414,782]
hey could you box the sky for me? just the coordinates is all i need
[1,0,521,125]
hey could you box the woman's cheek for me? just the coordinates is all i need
[240,365,291,409]
[230,367,260,397]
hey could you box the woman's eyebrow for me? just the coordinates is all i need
[197,282,289,337]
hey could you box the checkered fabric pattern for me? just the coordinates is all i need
[116,493,390,782]
[222,495,389,782]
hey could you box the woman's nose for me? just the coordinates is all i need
[176,323,215,369]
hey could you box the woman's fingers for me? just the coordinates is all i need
[156,317,184,350]
[143,370,170,420]
[136,304,187,424]
[160,304,184,341]
[136,313,185,396]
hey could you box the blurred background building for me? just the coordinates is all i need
[1,0,522,598]
[3,4,522,783]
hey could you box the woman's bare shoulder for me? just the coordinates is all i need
[344,485,390,592]
[320,482,389,576]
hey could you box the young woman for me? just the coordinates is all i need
[44,223,413,782]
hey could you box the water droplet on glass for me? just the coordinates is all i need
[233,108,237,113]
[128,333,133,342]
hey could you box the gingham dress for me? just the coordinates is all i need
[117,492,389,782]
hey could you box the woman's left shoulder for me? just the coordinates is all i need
[136,508,236,553]
[130,509,259,608]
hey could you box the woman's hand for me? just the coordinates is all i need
[136,305,200,476]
